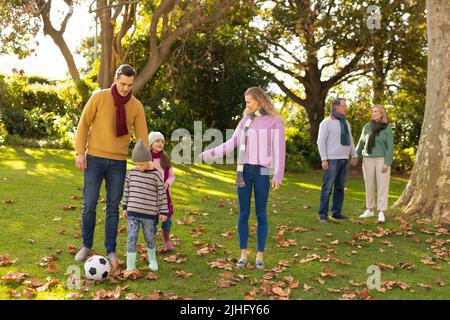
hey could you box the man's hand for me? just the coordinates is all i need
[159,214,168,222]
[272,182,280,191]
[321,160,329,171]
[351,158,358,167]
[382,164,389,173]
[122,210,127,219]
[75,154,87,171]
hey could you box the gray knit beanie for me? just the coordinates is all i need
[132,139,152,162]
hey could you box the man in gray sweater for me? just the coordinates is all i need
[317,98,358,222]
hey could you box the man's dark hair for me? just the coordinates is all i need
[331,97,346,111]
[115,64,136,79]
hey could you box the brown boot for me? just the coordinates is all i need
[163,231,174,251]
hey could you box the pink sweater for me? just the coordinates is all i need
[152,158,175,186]
[201,114,286,183]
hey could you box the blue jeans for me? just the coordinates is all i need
[237,164,270,252]
[127,216,156,252]
[318,159,349,217]
[81,155,127,254]
[153,216,172,234]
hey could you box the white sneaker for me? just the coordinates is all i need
[378,212,385,223]
[359,209,374,218]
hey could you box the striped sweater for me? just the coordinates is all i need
[122,168,168,217]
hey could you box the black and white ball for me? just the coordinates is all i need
[84,255,110,281]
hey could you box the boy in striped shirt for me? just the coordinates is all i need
[122,139,168,272]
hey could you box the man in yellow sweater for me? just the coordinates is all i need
[74,64,149,266]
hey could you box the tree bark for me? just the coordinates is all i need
[393,0,450,224]
[97,0,114,89]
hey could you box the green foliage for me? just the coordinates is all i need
[0,75,83,148]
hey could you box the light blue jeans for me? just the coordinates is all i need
[126,216,156,252]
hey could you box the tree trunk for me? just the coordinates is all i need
[372,46,385,104]
[393,0,450,224]
[304,88,327,144]
[97,0,114,89]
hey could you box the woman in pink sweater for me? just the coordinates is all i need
[148,131,176,251]
[200,87,286,269]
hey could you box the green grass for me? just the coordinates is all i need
[0,145,448,300]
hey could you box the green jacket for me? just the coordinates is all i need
[356,123,394,166]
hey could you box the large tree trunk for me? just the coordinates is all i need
[393,0,450,224]
[97,0,114,89]
[372,46,386,104]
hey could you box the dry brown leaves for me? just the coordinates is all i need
[176,270,193,279]
[164,253,187,264]
[207,258,234,271]
[0,255,17,266]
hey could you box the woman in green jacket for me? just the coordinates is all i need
[356,105,394,223]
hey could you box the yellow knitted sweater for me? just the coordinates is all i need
[75,89,149,160]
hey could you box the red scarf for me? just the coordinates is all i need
[151,151,174,217]
[111,83,131,137]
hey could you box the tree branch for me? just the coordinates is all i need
[323,47,366,90]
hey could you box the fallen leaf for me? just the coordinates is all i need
[303,283,312,291]
[421,257,435,265]
[145,273,159,280]
[92,286,122,300]
[417,283,432,290]
[176,271,193,279]
[436,278,446,286]
[23,278,43,288]
[62,205,77,210]
[221,231,234,239]
[2,200,14,204]
[316,277,326,285]
[66,292,84,299]
[122,270,143,280]
[8,288,35,298]
[1,271,29,282]
[125,293,142,300]
[67,244,77,255]
[0,255,17,266]
[118,225,127,233]
[47,261,58,273]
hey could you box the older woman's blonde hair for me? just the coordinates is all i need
[373,104,390,124]
[243,87,282,118]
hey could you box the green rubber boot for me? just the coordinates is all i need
[147,247,158,271]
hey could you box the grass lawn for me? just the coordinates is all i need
[0,145,448,300]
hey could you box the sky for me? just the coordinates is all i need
[0,1,95,80]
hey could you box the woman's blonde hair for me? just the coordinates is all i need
[244,87,281,118]
[373,104,390,124]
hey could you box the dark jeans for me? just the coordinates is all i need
[153,216,172,234]
[237,164,270,252]
[81,155,127,255]
[318,159,349,217]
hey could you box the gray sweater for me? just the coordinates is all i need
[317,117,357,161]
[122,168,168,216]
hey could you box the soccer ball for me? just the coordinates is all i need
[84,255,110,281]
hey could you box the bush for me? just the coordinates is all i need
[0,74,83,148]
[392,147,416,173]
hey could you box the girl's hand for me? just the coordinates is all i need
[272,182,280,191]
[159,214,168,222]
[122,210,127,219]
[164,182,169,190]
